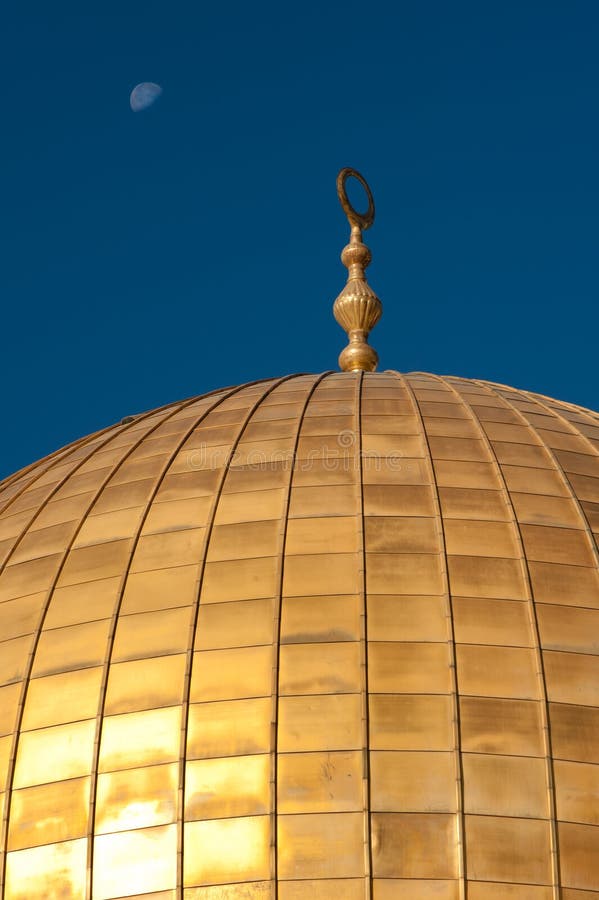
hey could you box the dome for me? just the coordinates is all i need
[1,369,599,899]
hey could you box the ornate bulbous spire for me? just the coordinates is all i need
[333,167,382,372]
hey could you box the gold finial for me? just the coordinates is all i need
[333,167,382,372]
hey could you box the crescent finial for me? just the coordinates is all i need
[333,168,382,372]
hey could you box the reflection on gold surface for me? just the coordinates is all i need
[184,815,270,886]
[96,763,178,834]
[187,698,271,760]
[99,706,181,772]
[22,666,103,730]
[8,776,90,850]
[93,824,177,898]
[0,370,599,897]
[14,719,95,788]
[5,837,87,899]
[185,754,270,820]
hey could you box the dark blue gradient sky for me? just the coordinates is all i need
[1,1,598,478]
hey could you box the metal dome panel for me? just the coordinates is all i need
[0,371,599,899]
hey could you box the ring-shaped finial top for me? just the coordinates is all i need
[337,167,375,230]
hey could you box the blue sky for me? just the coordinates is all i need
[1,1,598,479]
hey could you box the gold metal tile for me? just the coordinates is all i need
[462,753,548,817]
[373,880,459,900]
[187,698,272,760]
[207,520,281,561]
[0,682,20,736]
[369,694,453,751]
[438,487,509,521]
[368,642,451,693]
[366,553,443,596]
[452,597,531,646]
[278,812,364,879]
[466,884,552,900]
[72,506,144,548]
[93,824,178,898]
[501,464,569,497]
[465,814,552,884]
[428,436,488,462]
[279,642,361,695]
[277,750,362,814]
[448,555,525,600]
[370,751,456,812]
[544,650,599,706]
[184,884,272,900]
[280,594,361,643]
[45,576,121,627]
[364,517,438,554]
[142,498,212,534]
[131,528,205,573]
[0,554,62,604]
[283,553,359,596]
[558,821,599,890]
[23,666,103,730]
[511,492,583,527]
[528,560,599,608]
[196,597,275,650]
[555,760,599,826]
[444,519,519,558]
[550,703,599,764]
[99,706,181,773]
[460,696,544,756]
[14,719,96,788]
[520,524,595,566]
[0,592,45,642]
[363,484,436,517]
[4,838,87,900]
[0,735,11,791]
[10,520,79,565]
[278,880,364,900]
[201,556,278,603]
[278,694,363,752]
[215,490,284,524]
[371,812,457,878]
[121,564,199,614]
[112,606,193,661]
[104,654,187,715]
[95,762,179,836]
[31,618,111,677]
[0,634,33,685]
[367,595,448,642]
[288,485,357,518]
[184,815,271,886]
[433,460,498,490]
[285,516,358,555]
[8,776,90,850]
[190,645,273,702]
[58,538,132,586]
[457,644,538,699]
[185,754,270,820]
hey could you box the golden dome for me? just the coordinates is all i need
[1,370,598,899]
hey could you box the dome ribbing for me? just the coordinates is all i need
[1,371,599,899]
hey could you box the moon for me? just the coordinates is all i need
[130,82,162,112]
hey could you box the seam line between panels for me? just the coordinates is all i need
[455,377,562,899]
[86,381,267,899]
[395,372,467,900]
[177,374,299,898]
[270,371,333,897]
[356,371,374,897]
[0,395,200,899]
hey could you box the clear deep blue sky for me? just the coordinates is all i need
[1,1,598,479]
